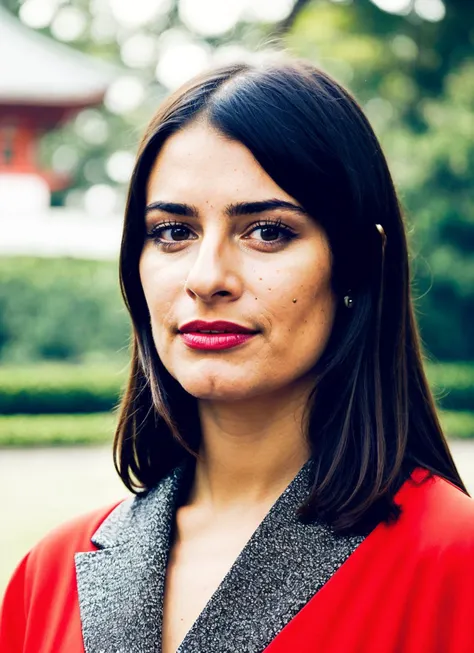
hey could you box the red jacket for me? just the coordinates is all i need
[1,467,474,652]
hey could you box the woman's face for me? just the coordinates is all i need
[140,121,337,402]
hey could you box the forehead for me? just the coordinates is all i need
[146,121,294,205]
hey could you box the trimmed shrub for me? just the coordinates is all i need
[0,256,129,363]
[439,410,474,440]
[426,362,474,412]
[0,412,115,447]
[0,364,126,414]
[0,409,471,448]
[0,362,472,416]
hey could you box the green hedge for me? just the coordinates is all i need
[0,364,126,414]
[425,362,474,412]
[0,410,471,448]
[0,256,129,363]
[439,410,474,440]
[0,361,472,415]
[0,413,115,447]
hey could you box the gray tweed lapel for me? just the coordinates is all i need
[75,460,365,653]
[74,466,184,653]
[177,460,365,653]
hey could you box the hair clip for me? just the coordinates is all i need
[375,223,387,251]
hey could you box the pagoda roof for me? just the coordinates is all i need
[0,7,116,106]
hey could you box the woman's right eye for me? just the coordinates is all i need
[146,222,196,249]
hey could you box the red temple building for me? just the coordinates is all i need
[0,6,112,206]
[0,7,122,257]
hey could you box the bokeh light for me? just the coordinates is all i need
[391,34,419,61]
[74,109,109,145]
[84,183,118,216]
[51,145,79,173]
[156,31,211,89]
[104,76,145,114]
[369,0,411,15]
[245,0,296,23]
[19,0,58,29]
[120,33,157,68]
[109,0,171,29]
[106,151,135,184]
[414,0,446,22]
[178,0,245,36]
[212,44,254,65]
[50,6,87,41]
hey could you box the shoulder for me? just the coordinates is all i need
[8,500,126,597]
[0,500,127,647]
[8,463,185,586]
[31,500,125,562]
[394,471,474,620]
[395,469,474,557]
[7,463,185,588]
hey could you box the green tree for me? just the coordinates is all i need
[286,0,474,360]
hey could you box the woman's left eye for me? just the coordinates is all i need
[245,220,295,245]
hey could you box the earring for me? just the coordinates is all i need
[344,292,354,308]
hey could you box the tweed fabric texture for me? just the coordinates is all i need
[75,461,365,653]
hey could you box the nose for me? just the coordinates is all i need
[184,231,243,304]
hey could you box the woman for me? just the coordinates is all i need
[1,56,473,653]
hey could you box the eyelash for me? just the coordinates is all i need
[145,219,297,251]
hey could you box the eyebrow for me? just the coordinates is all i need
[144,198,308,219]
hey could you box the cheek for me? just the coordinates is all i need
[259,259,336,367]
[286,284,336,342]
[261,254,334,322]
[138,248,154,293]
[139,252,177,332]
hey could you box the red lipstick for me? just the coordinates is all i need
[178,320,258,351]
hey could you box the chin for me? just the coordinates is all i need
[176,374,260,402]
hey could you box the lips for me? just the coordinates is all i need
[178,320,258,335]
[178,320,259,351]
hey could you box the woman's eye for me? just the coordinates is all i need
[159,226,192,241]
[249,225,284,242]
[244,220,296,247]
[146,222,196,248]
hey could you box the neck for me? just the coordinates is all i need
[188,384,312,512]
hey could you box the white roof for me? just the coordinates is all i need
[0,208,122,260]
[0,7,116,105]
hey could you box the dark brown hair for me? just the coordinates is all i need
[114,56,466,535]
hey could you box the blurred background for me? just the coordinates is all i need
[0,0,473,596]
